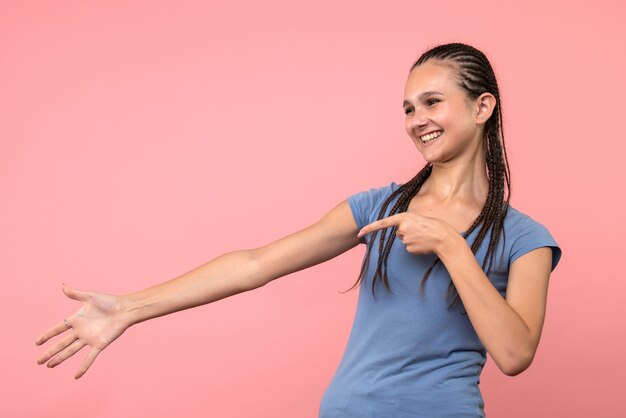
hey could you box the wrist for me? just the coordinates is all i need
[119,293,145,327]
[436,228,468,262]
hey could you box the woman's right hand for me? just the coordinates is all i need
[36,283,134,379]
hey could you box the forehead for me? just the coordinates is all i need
[403,60,460,98]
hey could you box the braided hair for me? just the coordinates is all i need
[344,43,511,310]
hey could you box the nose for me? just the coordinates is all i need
[408,108,429,130]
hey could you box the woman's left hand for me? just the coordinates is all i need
[357,212,459,256]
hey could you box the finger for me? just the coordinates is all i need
[35,320,72,346]
[62,283,91,302]
[75,346,102,379]
[37,333,78,365]
[47,339,86,368]
[357,214,402,238]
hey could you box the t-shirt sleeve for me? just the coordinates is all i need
[346,183,397,245]
[509,216,562,272]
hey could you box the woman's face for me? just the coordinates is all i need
[403,60,485,164]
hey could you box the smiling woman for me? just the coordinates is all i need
[35,42,561,418]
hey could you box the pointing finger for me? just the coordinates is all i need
[357,214,402,238]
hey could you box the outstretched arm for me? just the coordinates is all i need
[36,199,360,378]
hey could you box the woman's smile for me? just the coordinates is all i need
[419,130,444,145]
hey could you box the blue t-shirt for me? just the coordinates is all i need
[318,182,562,418]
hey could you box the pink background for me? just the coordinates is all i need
[1,1,624,417]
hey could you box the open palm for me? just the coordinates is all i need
[36,284,132,379]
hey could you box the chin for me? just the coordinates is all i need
[420,152,448,165]
[414,147,437,162]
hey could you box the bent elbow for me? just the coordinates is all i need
[502,363,528,377]
[501,351,535,377]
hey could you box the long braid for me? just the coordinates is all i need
[345,43,512,311]
[342,164,433,298]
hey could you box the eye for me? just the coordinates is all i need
[426,98,440,106]
[404,107,414,115]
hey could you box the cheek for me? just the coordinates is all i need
[404,120,413,135]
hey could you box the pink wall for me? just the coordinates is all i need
[2,1,624,417]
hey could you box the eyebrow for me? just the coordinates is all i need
[402,91,444,107]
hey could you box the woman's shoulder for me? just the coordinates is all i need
[360,180,402,192]
[346,181,403,231]
[503,205,551,231]
[501,204,562,271]
[347,181,402,201]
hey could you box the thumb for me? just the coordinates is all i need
[62,283,90,302]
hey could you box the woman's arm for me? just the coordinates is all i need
[125,199,360,323]
[437,235,553,376]
[357,212,555,377]
[36,199,360,378]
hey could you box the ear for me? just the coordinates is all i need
[475,92,496,124]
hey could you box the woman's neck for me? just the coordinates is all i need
[419,157,489,204]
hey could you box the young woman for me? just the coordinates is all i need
[36,42,562,417]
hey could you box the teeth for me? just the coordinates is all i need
[420,131,443,142]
